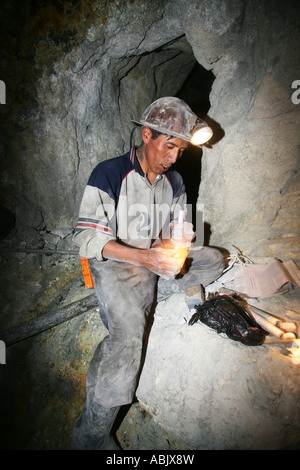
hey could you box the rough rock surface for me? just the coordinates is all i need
[136,290,300,450]
[0,0,299,260]
[0,223,300,450]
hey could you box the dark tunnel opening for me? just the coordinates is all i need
[174,63,215,235]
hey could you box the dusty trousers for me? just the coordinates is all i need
[81,247,224,409]
[87,259,158,409]
[72,246,224,449]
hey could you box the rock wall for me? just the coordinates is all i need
[0,0,193,231]
[136,293,300,450]
[191,0,300,260]
[0,0,299,258]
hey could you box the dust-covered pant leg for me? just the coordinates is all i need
[87,259,157,409]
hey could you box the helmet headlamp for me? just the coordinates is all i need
[190,121,213,146]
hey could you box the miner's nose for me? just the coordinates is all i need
[169,148,181,162]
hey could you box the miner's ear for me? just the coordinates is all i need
[142,126,152,144]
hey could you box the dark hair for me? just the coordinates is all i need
[150,128,167,140]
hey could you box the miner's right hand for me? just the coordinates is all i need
[136,246,185,279]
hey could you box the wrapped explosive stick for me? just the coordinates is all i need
[248,307,296,340]
[248,304,297,333]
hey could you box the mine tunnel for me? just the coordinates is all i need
[0,0,300,451]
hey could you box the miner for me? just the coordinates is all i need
[72,96,224,450]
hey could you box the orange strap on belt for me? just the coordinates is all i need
[80,257,94,289]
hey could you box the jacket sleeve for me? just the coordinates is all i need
[73,184,117,261]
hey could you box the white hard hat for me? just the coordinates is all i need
[131,97,213,146]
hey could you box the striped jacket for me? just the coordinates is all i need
[73,147,186,260]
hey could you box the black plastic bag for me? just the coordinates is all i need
[188,295,266,346]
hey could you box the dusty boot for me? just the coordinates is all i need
[72,396,121,450]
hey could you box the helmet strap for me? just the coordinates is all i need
[130,125,138,148]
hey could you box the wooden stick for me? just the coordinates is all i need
[0,247,79,256]
[247,304,283,323]
[0,294,98,347]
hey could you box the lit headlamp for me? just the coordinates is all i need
[190,120,213,146]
